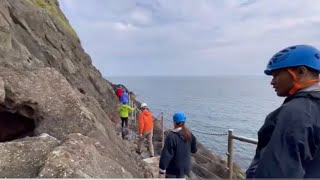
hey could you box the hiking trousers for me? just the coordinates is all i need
[121,117,128,128]
[137,130,154,156]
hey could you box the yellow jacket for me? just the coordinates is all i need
[118,104,135,118]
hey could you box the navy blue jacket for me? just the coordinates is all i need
[246,90,320,178]
[159,128,197,177]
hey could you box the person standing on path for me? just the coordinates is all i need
[116,85,123,101]
[118,101,135,128]
[158,112,197,178]
[136,103,154,157]
[246,45,320,178]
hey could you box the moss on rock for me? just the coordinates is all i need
[27,0,77,38]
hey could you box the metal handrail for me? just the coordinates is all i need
[232,134,258,145]
[227,129,257,179]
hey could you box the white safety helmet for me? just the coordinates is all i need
[141,103,148,108]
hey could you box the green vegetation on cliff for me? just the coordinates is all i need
[27,0,77,38]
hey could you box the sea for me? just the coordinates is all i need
[107,76,284,171]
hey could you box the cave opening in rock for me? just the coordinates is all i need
[0,111,35,142]
[78,88,86,94]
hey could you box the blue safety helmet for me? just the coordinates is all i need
[264,45,320,75]
[173,112,186,123]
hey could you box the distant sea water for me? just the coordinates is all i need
[107,76,284,171]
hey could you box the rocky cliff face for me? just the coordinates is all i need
[0,0,143,178]
[0,0,244,178]
[0,0,118,121]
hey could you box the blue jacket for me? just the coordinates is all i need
[120,92,129,104]
[246,89,320,178]
[159,128,197,177]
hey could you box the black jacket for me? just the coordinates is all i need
[159,128,197,177]
[246,91,320,178]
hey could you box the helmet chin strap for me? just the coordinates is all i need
[287,68,319,95]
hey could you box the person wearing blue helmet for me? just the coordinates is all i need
[246,45,320,178]
[158,112,197,178]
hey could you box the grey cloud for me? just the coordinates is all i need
[59,0,320,76]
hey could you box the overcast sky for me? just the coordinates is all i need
[58,0,320,76]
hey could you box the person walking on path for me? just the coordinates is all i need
[136,103,154,157]
[116,85,123,101]
[118,102,135,128]
[120,90,129,104]
[158,112,197,178]
[246,45,320,178]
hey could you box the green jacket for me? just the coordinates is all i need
[118,104,135,118]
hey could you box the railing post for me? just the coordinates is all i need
[134,103,137,126]
[161,112,164,148]
[227,129,234,179]
[130,101,133,120]
[128,92,131,104]
[132,101,134,120]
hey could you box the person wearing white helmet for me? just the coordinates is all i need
[247,45,320,178]
[141,103,148,108]
[136,102,154,157]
